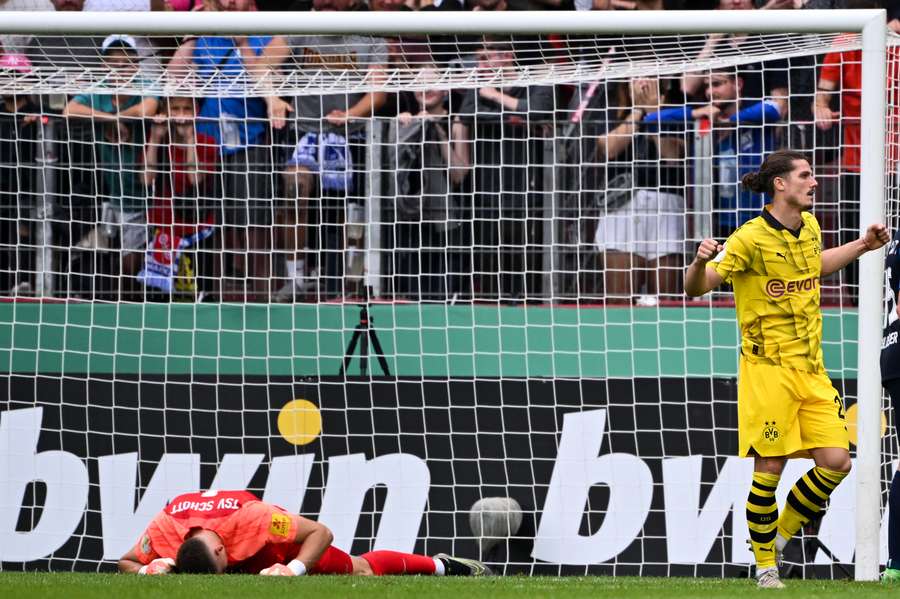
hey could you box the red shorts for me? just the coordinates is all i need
[310,546,354,575]
[234,545,353,575]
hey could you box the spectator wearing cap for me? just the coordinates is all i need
[63,35,159,123]
[64,35,160,298]
[0,52,41,296]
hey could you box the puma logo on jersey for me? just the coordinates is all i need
[775,252,786,260]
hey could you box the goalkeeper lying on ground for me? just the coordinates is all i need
[118,489,490,576]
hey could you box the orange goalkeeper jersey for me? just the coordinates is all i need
[132,490,302,567]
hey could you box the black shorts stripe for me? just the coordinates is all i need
[746,509,778,526]
[787,490,819,521]
[795,478,827,507]
[806,469,835,495]
[747,492,777,507]
[749,528,778,544]
[751,479,778,493]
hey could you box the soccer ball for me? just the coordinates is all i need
[468,496,523,557]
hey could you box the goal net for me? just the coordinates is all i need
[0,10,895,579]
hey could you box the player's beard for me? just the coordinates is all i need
[799,191,815,211]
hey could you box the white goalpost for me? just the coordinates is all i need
[0,8,892,581]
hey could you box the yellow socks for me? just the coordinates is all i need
[747,471,780,569]
[776,466,847,543]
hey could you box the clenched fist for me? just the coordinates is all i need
[862,223,890,251]
[138,557,175,575]
[694,239,723,265]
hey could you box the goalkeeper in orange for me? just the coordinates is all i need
[117,489,490,577]
[684,149,889,588]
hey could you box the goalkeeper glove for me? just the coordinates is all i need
[260,560,307,576]
[138,557,176,575]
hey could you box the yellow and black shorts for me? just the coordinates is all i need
[738,357,849,458]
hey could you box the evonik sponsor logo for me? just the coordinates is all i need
[765,276,819,298]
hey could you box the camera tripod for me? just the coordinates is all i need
[339,301,391,377]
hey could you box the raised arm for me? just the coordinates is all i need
[684,238,725,297]
[821,223,890,277]
[597,78,658,161]
[681,34,723,97]
[765,86,789,122]
[237,35,290,73]
[813,78,838,131]
[167,38,198,82]
[238,36,294,130]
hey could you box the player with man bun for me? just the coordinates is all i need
[118,489,490,577]
[684,149,889,588]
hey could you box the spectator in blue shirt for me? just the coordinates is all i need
[646,68,786,236]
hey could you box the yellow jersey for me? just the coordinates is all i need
[712,207,825,373]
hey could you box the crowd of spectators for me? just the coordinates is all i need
[0,0,899,304]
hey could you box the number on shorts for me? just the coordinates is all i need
[834,396,846,420]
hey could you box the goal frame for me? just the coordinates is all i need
[0,7,888,580]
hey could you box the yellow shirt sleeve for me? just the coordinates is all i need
[712,231,752,284]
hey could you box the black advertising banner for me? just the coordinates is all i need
[0,375,866,575]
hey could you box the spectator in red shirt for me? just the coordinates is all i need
[814,0,900,301]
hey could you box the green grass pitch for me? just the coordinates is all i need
[2,573,899,599]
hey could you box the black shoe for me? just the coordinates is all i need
[434,553,492,576]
